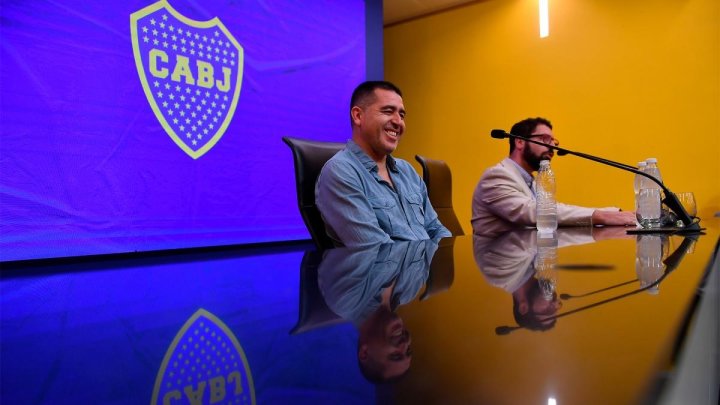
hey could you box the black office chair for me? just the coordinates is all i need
[283,137,345,250]
[420,237,456,300]
[415,155,465,236]
[289,250,344,334]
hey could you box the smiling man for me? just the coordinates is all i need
[471,117,636,234]
[316,81,450,247]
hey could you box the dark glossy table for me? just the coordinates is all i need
[1,220,718,404]
[393,224,718,405]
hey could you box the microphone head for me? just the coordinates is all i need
[491,129,508,139]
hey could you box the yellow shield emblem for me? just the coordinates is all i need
[151,308,256,404]
[131,1,243,159]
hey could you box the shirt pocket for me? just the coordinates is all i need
[404,192,426,225]
[369,196,397,234]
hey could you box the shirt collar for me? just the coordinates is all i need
[347,139,399,173]
[505,157,534,187]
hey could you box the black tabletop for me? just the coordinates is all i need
[1,221,718,404]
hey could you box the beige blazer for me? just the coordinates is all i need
[471,158,613,235]
[472,228,596,292]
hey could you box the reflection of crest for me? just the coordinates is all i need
[151,309,255,405]
[130,0,244,159]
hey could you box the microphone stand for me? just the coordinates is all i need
[549,235,698,320]
[490,130,702,233]
[496,234,699,335]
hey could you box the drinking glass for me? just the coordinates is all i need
[676,192,697,218]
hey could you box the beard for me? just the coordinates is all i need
[523,146,552,171]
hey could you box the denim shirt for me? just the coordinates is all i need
[315,140,451,247]
[318,240,439,325]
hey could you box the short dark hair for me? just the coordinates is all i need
[512,280,557,332]
[508,117,552,153]
[350,81,403,125]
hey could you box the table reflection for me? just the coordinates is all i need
[473,228,599,332]
[635,234,671,294]
[317,239,439,383]
[473,227,699,335]
[0,223,714,404]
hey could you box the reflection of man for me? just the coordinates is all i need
[473,230,559,330]
[472,117,636,234]
[357,295,413,383]
[316,81,451,247]
[473,228,602,331]
[318,240,437,382]
[513,274,562,331]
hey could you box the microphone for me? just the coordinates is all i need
[490,129,701,232]
[491,129,636,170]
[490,129,508,139]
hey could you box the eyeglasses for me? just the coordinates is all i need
[528,134,559,147]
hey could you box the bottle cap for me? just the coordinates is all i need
[646,158,658,164]
[540,160,550,167]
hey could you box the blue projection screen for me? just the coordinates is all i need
[0,0,366,261]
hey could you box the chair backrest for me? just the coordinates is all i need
[283,137,345,249]
[415,155,465,236]
[421,237,456,300]
[289,250,344,334]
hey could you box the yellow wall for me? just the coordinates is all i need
[385,0,719,231]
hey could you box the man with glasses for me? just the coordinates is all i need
[471,117,636,234]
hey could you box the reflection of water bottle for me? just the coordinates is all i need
[535,231,558,301]
[636,158,663,228]
[635,235,666,294]
[536,160,557,234]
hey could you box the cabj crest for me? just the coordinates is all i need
[151,308,255,404]
[131,1,243,159]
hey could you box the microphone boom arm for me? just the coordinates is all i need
[490,129,699,230]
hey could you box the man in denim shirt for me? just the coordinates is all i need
[316,81,451,247]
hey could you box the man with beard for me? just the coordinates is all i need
[316,81,451,247]
[471,117,635,234]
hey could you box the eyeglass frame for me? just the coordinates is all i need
[527,133,560,147]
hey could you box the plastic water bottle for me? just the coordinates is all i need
[636,158,663,228]
[633,161,647,196]
[646,158,672,225]
[645,158,663,184]
[536,160,557,234]
[633,161,647,227]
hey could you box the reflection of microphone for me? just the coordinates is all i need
[495,325,521,335]
[495,235,698,335]
[490,129,701,232]
[559,278,637,300]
